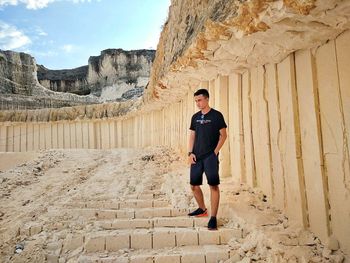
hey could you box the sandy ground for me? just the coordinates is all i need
[0,146,347,263]
[0,153,40,172]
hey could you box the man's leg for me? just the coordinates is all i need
[203,152,220,229]
[189,160,208,216]
[209,185,220,217]
[191,185,206,210]
[190,159,206,210]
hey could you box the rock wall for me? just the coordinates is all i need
[37,65,90,95]
[37,49,155,101]
[0,50,101,108]
[0,49,155,110]
[0,50,37,95]
[0,99,138,122]
[141,0,350,112]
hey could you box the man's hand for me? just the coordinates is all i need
[213,128,227,157]
[188,153,196,164]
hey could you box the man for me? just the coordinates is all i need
[187,88,227,230]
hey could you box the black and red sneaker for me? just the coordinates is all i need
[188,207,208,217]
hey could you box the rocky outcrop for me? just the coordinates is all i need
[37,49,155,101]
[0,50,100,109]
[0,50,37,95]
[0,48,155,111]
[37,65,90,95]
[0,99,140,122]
[142,0,350,112]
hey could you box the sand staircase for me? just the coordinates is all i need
[39,187,242,263]
[10,150,347,262]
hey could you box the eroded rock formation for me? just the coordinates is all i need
[0,50,37,95]
[37,49,155,100]
[0,49,155,111]
[0,50,100,109]
[142,0,350,111]
[37,65,89,95]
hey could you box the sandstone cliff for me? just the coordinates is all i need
[142,0,350,111]
[37,65,89,95]
[0,50,100,109]
[0,50,37,96]
[37,49,155,101]
[0,48,155,112]
[0,99,140,122]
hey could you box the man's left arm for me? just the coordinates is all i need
[214,128,227,155]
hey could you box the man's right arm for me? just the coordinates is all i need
[188,130,196,164]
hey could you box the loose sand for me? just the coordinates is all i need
[0,153,39,172]
[0,146,346,262]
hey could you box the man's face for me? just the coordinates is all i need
[194,94,209,109]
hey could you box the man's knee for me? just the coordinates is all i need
[209,185,219,191]
[190,185,201,192]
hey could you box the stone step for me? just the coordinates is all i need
[48,207,192,220]
[19,222,43,236]
[60,199,170,210]
[61,227,242,253]
[96,216,210,230]
[29,215,212,237]
[73,192,166,202]
[74,244,235,263]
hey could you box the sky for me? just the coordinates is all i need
[0,0,170,69]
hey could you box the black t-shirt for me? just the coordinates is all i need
[189,108,227,160]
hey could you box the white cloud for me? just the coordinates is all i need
[61,44,74,53]
[0,21,31,50]
[0,0,17,6]
[35,27,47,36]
[0,0,53,9]
[25,0,54,9]
[0,0,98,9]
[32,50,57,57]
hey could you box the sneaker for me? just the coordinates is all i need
[188,207,208,217]
[207,216,218,230]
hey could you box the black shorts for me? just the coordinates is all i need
[190,152,220,186]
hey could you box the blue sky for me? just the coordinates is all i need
[0,0,170,69]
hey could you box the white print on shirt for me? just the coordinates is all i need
[196,119,212,125]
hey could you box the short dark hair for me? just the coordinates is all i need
[194,88,209,98]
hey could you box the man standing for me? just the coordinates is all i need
[187,88,227,230]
